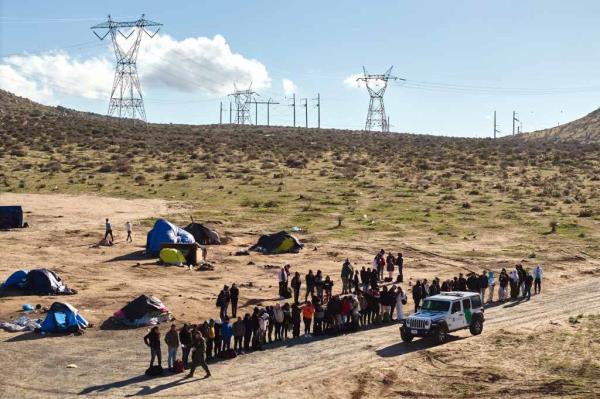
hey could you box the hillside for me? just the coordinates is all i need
[524,107,600,143]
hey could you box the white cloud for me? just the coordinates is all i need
[0,33,271,102]
[343,73,364,89]
[282,78,296,96]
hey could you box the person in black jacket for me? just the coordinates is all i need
[291,272,301,304]
[251,308,260,350]
[230,284,239,318]
[243,313,253,351]
[179,324,192,369]
[360,267,368,292]
[305,270,315,302]
[524,271,534,300]
[456,273,468,291]
[478,271,489,303]
[217,285,231,320]
[143,326,162,368]
[412,281,423,312]
[395,253,404,282]
[291,303,301,338]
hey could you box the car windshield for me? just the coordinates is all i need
[421,300,450,312]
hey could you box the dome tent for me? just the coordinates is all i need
[249,231,303,254]
[113,294,171,327]
[0,270,29,292]
[145,219,195,257]
[40,302,88,333]
[1,268,75,296]
[184,222,221,245]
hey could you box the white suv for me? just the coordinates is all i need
[400,292,484,344]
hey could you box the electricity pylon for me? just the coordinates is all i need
[91,14,162,122]
[228,83,256,125]
[357,66,404,132]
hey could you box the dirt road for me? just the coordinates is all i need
[2,276,599,399]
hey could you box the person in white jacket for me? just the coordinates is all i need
[395,286,408,321]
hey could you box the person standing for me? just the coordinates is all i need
[230,283,239,318]
[217,285,231,320]
[498,269,509,302]
[273,303,284,341]
[396,253,404,282]
[125,221,132,243]
[315,270,324,301]
[143,326,162,368]
[179,324,192,369]
[395,286,407,321]
[487,271,496,303]
[278,266,289,298]
[186,332,210,379]
[221,317,233,351]
[164,324,179,371]
[233,316,245,353]
[291,272,301,304]
[524,271,534,300]
[242,313,253,352]
[292,303,301,338]
[386,253,395,280]
[302,301,315,337]
[341,259,353,294]
[412,281,423,313]
[323,275,334,303]
[533,265,543,294]
[352,270,360,293]
[104,218,114,242]
[305,270,315,302]
[478,271,489,303]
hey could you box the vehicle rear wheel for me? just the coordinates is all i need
[434,325,448,345]
[470,318,483,335]
[400,327,414,343]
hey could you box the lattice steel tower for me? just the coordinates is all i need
[357,66,403,132]
[91,14,162,122]
[228,84,256,125]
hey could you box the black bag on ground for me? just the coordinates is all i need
[145,365,164,377]
[280,287,292,299]
[384,277,393,283]
[396,275,402,283]
[220,349,237,359]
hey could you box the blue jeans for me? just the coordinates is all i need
[167,346,177,369]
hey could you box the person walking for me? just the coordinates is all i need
[179,324,192,369]
[125,221,132,243]
[302,301,315,337]
[143,326,162,368]
[164,324,179,371]
[396,253,404,282]
[230,283,239,318]
[533,265,543,294]
[305,270,315,302]
[232,316,245,353]
[186,332,210,379]
[104,218,114,242]
[291,272,301,304]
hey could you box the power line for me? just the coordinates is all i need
[357,66,404,132]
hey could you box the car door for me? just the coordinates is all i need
[461,298,473,327]
[447,301,463,331]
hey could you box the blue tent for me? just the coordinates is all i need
[1,269,29,291]
[0,206,23,229]
[40,302,88,333]
[145,219,195,256]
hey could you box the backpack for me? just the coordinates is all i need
[173,360,184,373]
[282,287,292,299]
[145,365,163,377]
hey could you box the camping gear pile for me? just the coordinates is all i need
[146,219,195,256]
[249,231,303,254]
[1,269,76,296]
[0,315,42,332]
[184,222,221,245]
[0,205,24,229]
[40,302,88,334]
[112,294,171,327]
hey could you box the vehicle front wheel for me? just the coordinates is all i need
[434,325,448,345]
[470,318,483,335]
[400,327,414,343]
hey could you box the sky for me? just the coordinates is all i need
[1,0,600,137]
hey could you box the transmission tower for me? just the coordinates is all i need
[357,66,404,132]
[228,84,256,125]
[91,14,161,122]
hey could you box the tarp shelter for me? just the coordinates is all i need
[40,302,88,333]
[249,231,303,254]
[160,243,197,265]
[184,223,221,245]
[0,206,23,229]
[146,219,195,257]
[159,248,186,265]
[0,268,75,296]
[113,294,170,327]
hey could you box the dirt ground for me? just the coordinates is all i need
[1,193,599,398]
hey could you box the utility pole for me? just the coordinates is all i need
[357,66,405,132]
[229,101,232,124]
[91,14,162,123]
[493,110,501,139]
[219,102,223,124]
[313,93,321,128]
[512,111,519,136]
[301,98,308,128]
[248,98,280,126]
[255,101,258,125]
[288,93,296,127]
[387,116,390,132]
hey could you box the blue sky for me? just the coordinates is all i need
[2,0,600,136]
